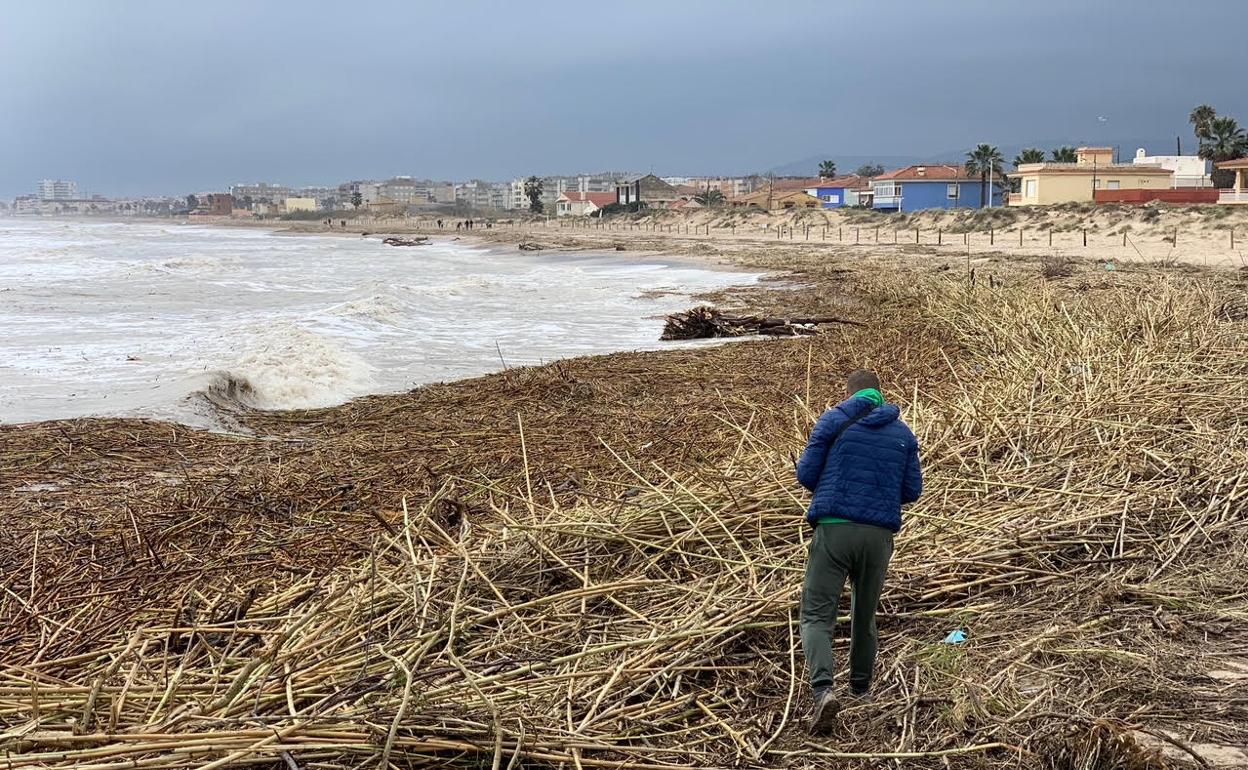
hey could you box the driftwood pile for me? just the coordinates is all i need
[661,305,864,340]
[382,236,429,247]
[517,241,545,251]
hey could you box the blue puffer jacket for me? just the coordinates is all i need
[796,395,922,532]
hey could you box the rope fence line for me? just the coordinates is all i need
[336,213,1245,264]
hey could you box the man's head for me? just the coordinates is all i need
[846,368,881,396]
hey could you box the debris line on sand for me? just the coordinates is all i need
[382,236,429,247]
[661,305,864,339]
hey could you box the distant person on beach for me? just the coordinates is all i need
[795,368,922,732]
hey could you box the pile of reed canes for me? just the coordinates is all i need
[2,273,1246,769]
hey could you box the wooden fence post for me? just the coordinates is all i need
[1019,228,1023,246]
[916,228,920,244]
[856,228,860,244]
[990,227,994,246]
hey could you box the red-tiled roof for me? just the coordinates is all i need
[559,191,616,207]
[875,165,977,181]
[807,174,867,189]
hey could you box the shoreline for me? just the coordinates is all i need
[6,204,1244,433]
[0,221,767,429]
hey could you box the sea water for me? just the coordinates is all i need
[0,220,757,426]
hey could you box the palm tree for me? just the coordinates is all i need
[1189,104,1218,142]
[1199,116,1248,187]
[1013,148,1045,168]
[350,191,363,210]
[523,176,544,213]
[1050,146,1077,163]
[818,160,837,178]
[694,188,725,206]
[965,144,1004,208]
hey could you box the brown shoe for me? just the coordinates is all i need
[809,688,841,734]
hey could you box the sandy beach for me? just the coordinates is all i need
[252,201,1248,274]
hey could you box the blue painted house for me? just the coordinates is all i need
[804,174,868,209]
[872,164,1004,211]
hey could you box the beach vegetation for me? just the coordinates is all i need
[351,191,363,209]
[854,163,885,177]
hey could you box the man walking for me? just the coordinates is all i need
[796,369,922,732]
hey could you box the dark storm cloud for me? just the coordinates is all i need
[1,0,1243,196]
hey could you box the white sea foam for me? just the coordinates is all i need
[215,323,376,409]
[0,221,758,425]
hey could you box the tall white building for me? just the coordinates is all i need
[36,179,79,200]
[503,175,619,210]
[1133,148,1211,188]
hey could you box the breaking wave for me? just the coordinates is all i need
[196,324,376,411]
[327,292,409,325]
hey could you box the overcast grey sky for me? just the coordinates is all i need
[2,0,1244,197]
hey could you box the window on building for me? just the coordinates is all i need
[946,184,959,200]
[1025,180,1037,198]
[1107,180,1120,190]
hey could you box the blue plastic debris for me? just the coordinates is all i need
[942,629,967,644]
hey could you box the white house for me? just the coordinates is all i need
[555,191,616,216]
[1132,148,1211,187]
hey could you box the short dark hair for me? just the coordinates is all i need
[846,368,881,393]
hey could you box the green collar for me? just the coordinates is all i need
[851,387,884,407]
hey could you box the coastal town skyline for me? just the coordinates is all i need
[3,0,1247,199]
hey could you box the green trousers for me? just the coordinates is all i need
[800,522,894,693]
